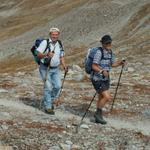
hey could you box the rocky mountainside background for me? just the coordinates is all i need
[0,0,150,150]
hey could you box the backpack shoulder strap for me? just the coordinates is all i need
[43,39,50,53]
[99,47,113,60]
[57,40,63,50]
[110,49,112,57]
[98,47,104,60]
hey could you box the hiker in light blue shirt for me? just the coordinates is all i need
[37,27,68,115]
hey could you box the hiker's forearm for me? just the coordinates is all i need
[37,52,47,59]
[92,64,103,72]
[112,61,122,67]
[60,57,66,68]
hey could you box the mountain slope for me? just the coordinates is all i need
[0,0,149,72]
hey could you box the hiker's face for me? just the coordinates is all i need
[50,31,60,42]
[103,42,112,50]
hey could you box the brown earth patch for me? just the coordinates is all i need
[0,80,17,89]
[0,120,14,126]
[135,131,150,142]
[0,0,88,41]
[25,122,65,133]
[133,84,150,95]
[0,56,36,73]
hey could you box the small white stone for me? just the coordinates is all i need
[63,130,67,134]
[66,125,71,128]
[17,72,25,76]
[72,144,80,149]
[0,89,8,93]
[72,65,82,72]
[80,124,89,129]
[123,105,129,109]
[127,67,135,72]
[65,140,73,145]
[1,125,9,130]
[48,146,60,150]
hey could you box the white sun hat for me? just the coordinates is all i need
[49,27,60,33]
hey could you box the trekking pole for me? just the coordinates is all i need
[54,69,68,106]
[110,62,125,112]
[75,92,97,133]
[59,69,68,96]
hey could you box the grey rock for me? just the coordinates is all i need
[80,124,89,129]
[1,125,9,130]
[66,72,84,81]
[123,105,129,109]
[135,62,143,66]
[73,74,84,81]
[66,125,71,128]
[120,47,128,52]
[0,112,11,120]
[71,144,80,150]
[65,140,73,146]
[131,145,138,150]
[0,89,8,93]
[71,65,82,72]
[59,143,71,150]
[127,67,135,72]
[49,146,60,150]
[143,108,150,118]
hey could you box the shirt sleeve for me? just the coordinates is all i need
[60,50,65,57]
[111,52,115,64]
[93,50,102,64]
[36,40,47,53]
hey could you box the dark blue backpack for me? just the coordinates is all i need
[31,38,49,65]
[85,47,105,74]
[31,38,63,65]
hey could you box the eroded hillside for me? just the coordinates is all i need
[0,0,149,73]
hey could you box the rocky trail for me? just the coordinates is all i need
[0,65,150,149]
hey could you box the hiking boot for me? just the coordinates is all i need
[94,108,107,125]
[45,108,55,115]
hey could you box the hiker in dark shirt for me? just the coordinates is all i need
[91,35,126,124]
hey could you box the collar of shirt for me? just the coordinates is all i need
[102,47,112,54]
[49,38,58,45]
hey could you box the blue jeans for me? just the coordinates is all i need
[39,64,61,110]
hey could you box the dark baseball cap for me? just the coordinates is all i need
[100,35,112,44]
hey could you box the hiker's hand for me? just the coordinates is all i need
[44,58,51,66]
[102,70,109,77]
[121,60,126,66]
[64,66,69,73]
[47,52,54,58]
